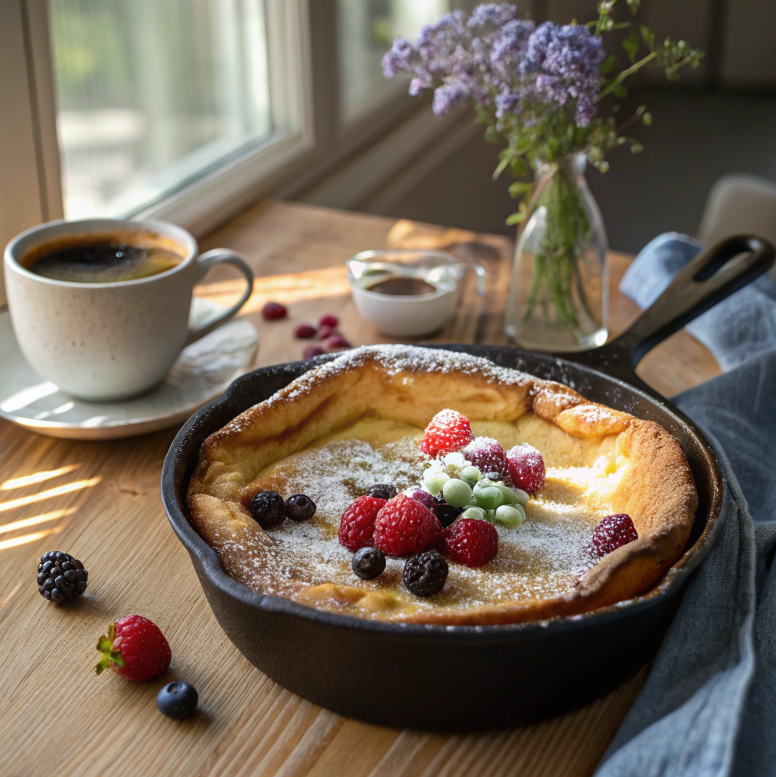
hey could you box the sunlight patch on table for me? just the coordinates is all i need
[0,478,101,513]
[0,508,76,535]
[0,527,61,551]
[2,465,81,491]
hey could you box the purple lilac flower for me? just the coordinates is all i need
[432,81,469,116]
[381,37,415,78]
[382,6,606,128]
[409,76,431,96]
[466,3,517,30]
[491,19,534,73]
[489,18,535,115]
[520,22,604,125]
[416,11,468,79]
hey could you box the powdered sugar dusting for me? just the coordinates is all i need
[225,418,610,610]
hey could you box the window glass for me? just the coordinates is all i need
[49,0,272,218]
[337,0,452,124]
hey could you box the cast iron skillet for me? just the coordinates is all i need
[162,235,774,731]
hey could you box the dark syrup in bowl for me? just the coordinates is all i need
[365,277,437,296]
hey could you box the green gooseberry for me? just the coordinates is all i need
[473,477,495,492]
[461,506,486,520]
[442,478,473,508]
[473,486,505,510]
[494,504,526,529]
[495,485,518,505]
[459,466,482,487]
[424,471,450,496]
[513,488,530,506]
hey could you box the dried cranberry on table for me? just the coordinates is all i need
[294,323,317,339]
[262,301,287,320]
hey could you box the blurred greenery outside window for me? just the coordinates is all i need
[50,0,271,219]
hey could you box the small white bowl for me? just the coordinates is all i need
[347,249,485,338]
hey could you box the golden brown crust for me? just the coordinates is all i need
[187,346,697,626]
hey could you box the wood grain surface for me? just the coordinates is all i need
[0,201,720,777]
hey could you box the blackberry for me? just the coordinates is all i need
[433,495,464,527]
[352,547,386,580]
[250,491,286,529]
[37,551,87,603]
[367,483,397,500]
[157,681,199,719]
[286,494,316,522]
[403,550,448,598]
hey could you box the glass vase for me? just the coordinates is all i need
[505,153,608,351]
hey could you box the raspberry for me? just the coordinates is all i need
[303,345,325,359]
[338,496,386,551]
[464,437,511,484]
[320,314,339,328]
[589,514,638,559]
[294,323,317,339]
[420,409,475,458]
[95,615,171,682]
[441,518,499,568]
[506,443,546,494]
[318,323,336,340]
[373,495,442,557]
[262,301,287,320]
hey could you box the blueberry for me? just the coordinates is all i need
[157,681,199,720]
[250,491,286,529]
[367,484,397,500]
[285,494,316,522]
[352,547,386,580]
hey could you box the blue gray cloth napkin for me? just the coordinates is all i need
[595,236,776,776]
[620,233,776,371]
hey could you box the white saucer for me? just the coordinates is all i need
[0,298,258,440]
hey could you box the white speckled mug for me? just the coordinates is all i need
[4,218,254,401]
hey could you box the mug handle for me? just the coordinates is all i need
[185,248,254,345]
[453,261,487,297]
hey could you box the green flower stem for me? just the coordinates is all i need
[524,162,592,332]
[597,51,657,100]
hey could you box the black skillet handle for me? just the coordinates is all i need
[574,235,775,382]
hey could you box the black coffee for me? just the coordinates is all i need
[23,234,183,283]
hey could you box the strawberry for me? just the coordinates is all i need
[338,496,386,551]
[95,615,171,682]
[440,518,499,568]
[506,443,546,494]
[463,437,511,483]
[373,495,442,557]
[589,514,638,559]
[420,409,474,458]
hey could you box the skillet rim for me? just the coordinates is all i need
[161,344,725,638]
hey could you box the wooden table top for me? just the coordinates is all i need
[0,201,720,777]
